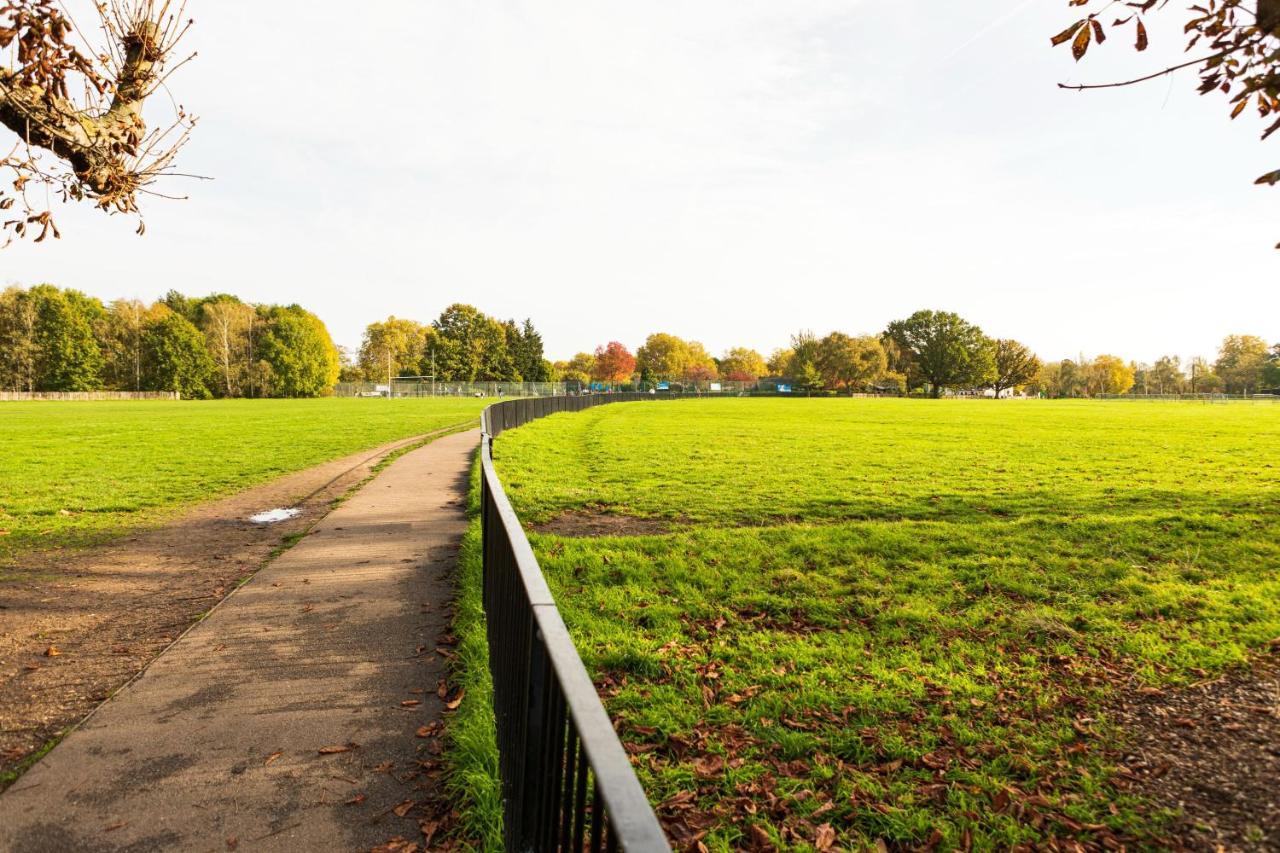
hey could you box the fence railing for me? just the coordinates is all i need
[0,390,180,402]
[480,393,671,852]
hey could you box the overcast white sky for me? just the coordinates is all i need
[3,1,1277,363]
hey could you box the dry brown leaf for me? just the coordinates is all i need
[346,793,367,806]
[392,800,415,817]
[401,700,421,707]
[43,645,61,657]
[318,743,356,755]
[264,751,283,766]
[104,821,126,832]
[444,689,466,710]
[814,823,836,851]
[226,837,238,851]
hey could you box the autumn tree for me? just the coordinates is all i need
[1084,354,1136,396]
[815,332,888,391]
[359,317,431,382]
[883,310,995,397]
[766,348,793,377]
[991,339,1041,398]
[636,333,691,381]
[1214,334,1269,394]
[555,352,595,386]
[591,341,636,382]
[720,347,768,382]
[684,341,718,381]
[0,1,197,244]
[1052,1,1280,240]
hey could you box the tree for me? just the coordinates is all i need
[101,298,164,390]
[509,319,550,382]
[0,286,38,390]
[0,1,197,244]
[720,347,768,382]
[30,284,103,390]
[883,310,995,397]
[1214,334,1269,395]
[766,348,793,377]
[991,339,1041,398]
[815,332,888,391]
[1051,1,1280,239]
[636,333,691,381]
[1263,344,1280,389]
[141,310,212,398]
[592,342,636,382]
[201,297,255,397]
[1150,355,1187,395]
[258,306,340,397]
[1084,355,1135,396]
[433,304,516,382]
[555,352,595,386]
[359,317,431,382]
[683,341,718,381]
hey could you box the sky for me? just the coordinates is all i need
[3,1,1277,364]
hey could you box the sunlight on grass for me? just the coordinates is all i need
[455,398,1280,849]
[0,398,484,566]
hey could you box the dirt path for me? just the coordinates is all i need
[0,428,478,851]
[0,424,470,789]
[1117,653,1280,851]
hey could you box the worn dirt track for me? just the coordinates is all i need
[0,424,468,788]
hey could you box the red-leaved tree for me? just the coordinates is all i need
[591,341,636,382]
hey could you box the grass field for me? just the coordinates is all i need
[0,398,484,568]
[452,398,1280,850]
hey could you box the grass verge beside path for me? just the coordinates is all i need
[456,398,1280,850]
[444,457,504,848]
[0,398,484,567]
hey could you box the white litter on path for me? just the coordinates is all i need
[249,508,301,524]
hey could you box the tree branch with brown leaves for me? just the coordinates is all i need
[1054,1,1280,243]
[0,0,197,245]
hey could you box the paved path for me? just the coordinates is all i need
[0,429,479,852]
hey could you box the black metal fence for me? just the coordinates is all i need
[480,393,672,852]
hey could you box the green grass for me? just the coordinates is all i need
[457,398,1280,850]
[0,398,484,568]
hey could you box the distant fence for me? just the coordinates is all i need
[480,393,672,852]
[334,381,568,398]
[0,391,179,402]
[1094,393,1279,403]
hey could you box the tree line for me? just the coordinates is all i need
[0,286,340,398]
[550,311,1280,398]
[349,304,550,384]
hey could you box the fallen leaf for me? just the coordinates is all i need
[104,821,126,832]
[318,743,356,755]
[264,751,283,766]
[814,823,836,851]
[392,800,415,817]
[401,700,421,707]
[226,837,238,850]
[693,754,724,779]
[444,689,466,710]
[346,793,367,806]
[43,645,61,657]
[415,726,433,738]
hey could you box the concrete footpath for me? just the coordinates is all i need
[0,429,480,852]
